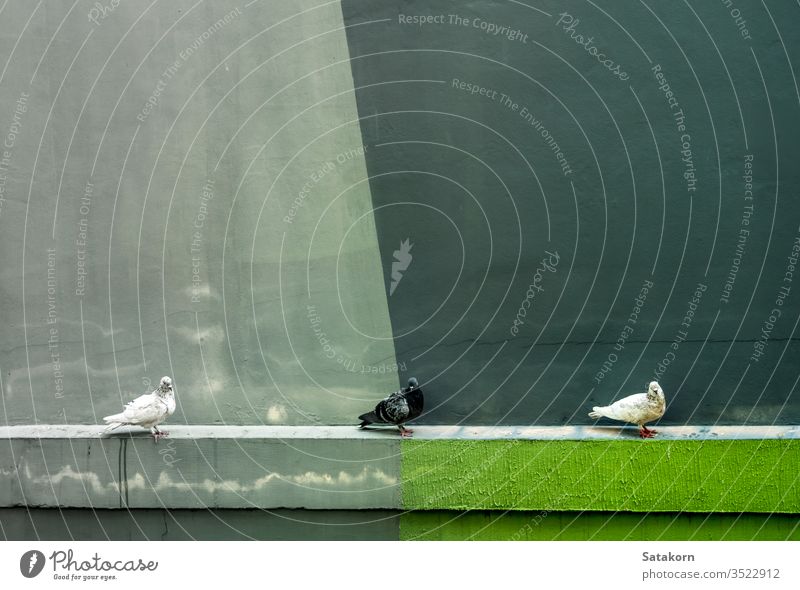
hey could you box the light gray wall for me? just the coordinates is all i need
[0,0,397,426]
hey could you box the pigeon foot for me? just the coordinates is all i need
[639,426,656,439]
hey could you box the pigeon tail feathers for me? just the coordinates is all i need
[103,412,126,425]
[358,411,380,426]
[588,407,605,419]
[102,421,123,434]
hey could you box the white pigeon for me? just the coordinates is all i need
[103,376,176,441]
[589,381,666,438]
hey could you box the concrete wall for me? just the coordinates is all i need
[401,511,800,541]
[1,1,798,431]
[0,0,398,427]
[1,426,797,540]
[342,0,800,425]
[1,425,796,512]
[1,508,400,541]
[0,426,401,510]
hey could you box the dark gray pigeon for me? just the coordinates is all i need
[358,377,423,437]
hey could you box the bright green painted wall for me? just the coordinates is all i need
[400,511,800,541]
[402,440,800,512]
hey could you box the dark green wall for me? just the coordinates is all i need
[401,511,800,541]
[342,0,800,424]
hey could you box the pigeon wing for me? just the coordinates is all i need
[120,393,165,426]
[376,391,410,424]
[603,392,651,423]
[163,393,176,417]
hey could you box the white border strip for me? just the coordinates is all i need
[1,424,797,440]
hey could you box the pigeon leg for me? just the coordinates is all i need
[151,426,168,443]
[639,425,656,439]
[398,425,414,438]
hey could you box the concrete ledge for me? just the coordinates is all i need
[0,425,408,440]
[398,425,800,440]
[2,424,798,440]
[0,426,401,510]
[1,426,797,512]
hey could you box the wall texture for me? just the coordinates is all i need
[341,0,800,425]
[0,0,399,428]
